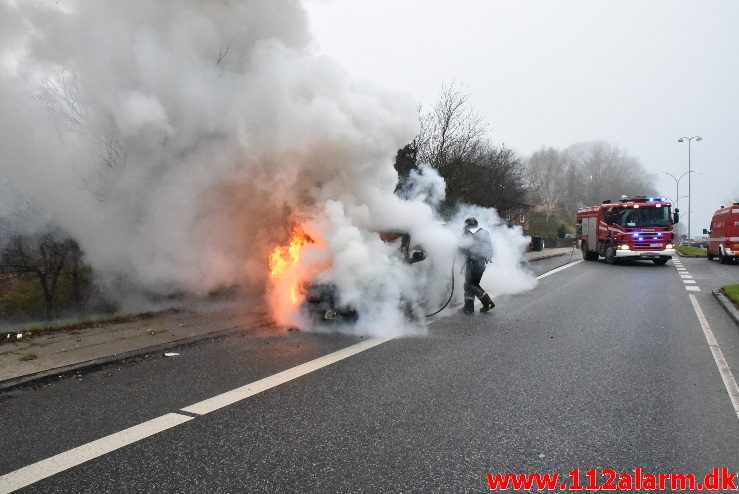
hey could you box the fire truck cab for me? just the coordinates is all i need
[705,203,739,264]
[577,196,678,265]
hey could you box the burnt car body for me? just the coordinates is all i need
[301,232,426,325]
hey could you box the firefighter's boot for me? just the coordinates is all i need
[479,293,495,313]
[460,297,475,314]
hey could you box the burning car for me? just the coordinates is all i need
[300,231,427,325]
[268,226,429,328]
[290,232,426,324]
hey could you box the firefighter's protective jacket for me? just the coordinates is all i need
[462,227,494,262]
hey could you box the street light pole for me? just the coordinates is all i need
[657,171,696,212]
[677,136,703,239]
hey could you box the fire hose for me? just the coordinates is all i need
[424,257,456,317]
[424,241,578,318]
[539,241,578,274]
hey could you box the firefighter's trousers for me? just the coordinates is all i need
[464,258,486,300]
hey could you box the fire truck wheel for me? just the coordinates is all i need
[605,245,617,265]
[582,242,598,261]
[652,258,669,266]
[719,250,730,264]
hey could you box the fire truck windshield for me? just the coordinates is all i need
[612,205,672,228]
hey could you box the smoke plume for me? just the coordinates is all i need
[0,0,536,334]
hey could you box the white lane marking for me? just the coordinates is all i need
[689,295,739,420]
[0,260,586,492]
[677,268,687,271]
[182,337,393,415]
[683,280,697,284]
[0,413,193,494]
[0,339,393,493]
[156,263,591,415]
[536,260,583,280]
[686,286,701,292]
[680,275,693,279]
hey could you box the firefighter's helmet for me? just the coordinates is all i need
[464,217,479,229]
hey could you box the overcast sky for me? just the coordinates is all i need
[304,0,739,234]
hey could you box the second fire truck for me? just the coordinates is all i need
[577,196,679,265]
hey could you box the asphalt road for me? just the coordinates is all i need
[1,254,738,492]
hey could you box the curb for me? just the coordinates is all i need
[0,323,267,393]
[676,252,705,258]
[526,250,573,263]
[712,289,739,327]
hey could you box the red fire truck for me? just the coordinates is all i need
[576,196,679,265]
[705,202,739,264]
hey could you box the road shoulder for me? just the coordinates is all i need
[713,289,739,327]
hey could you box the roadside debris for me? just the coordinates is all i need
[164,352,179,357]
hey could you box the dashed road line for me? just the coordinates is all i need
[674,261,699,291]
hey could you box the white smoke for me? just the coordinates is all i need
[0,0,536,334]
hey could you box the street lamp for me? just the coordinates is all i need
[677,136,703,238]
[655,171,699,211]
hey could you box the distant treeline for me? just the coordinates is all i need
[395,84,656,234]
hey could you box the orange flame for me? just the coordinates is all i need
[269,226,313,305]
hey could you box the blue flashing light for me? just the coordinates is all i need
[633,233,639,237]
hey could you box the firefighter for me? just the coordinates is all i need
[461,217,495,314]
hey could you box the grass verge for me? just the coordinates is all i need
[724,284,739,306]
[1,309,180,342]
[676,245,707,256]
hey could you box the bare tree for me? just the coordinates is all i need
[0,235,70,320]
[217,46,231,65]
[67,239,87,311]
[41,74,126,202]
[563,141,656,207]
[527,147,567,221]
[416,83,488,169]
